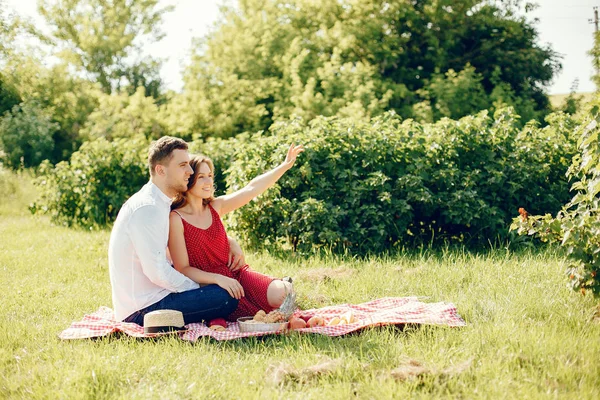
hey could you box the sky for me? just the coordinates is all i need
[4,0,598,95]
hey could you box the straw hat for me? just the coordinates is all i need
[143,309,186,334]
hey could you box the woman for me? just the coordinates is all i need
[168,144,304,322]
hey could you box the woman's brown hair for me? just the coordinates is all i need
[171,155,215,210]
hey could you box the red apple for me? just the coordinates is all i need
[289,317,307,330]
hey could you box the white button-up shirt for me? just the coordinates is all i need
[108,181,199,321]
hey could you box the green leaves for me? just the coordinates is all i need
[31,102,580,257]
[80,87,165,141]
[223,107,575,253]
[173,0,557,139]
[0,100,58,168]
[38,0,172,94]
[511,97,600,297]
[31,135,149,227]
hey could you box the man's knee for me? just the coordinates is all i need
[203,285,239,312]
[225,297,239,314]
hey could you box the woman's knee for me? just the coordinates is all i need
[267,280,291,308]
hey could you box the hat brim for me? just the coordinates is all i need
[144,325,188,335]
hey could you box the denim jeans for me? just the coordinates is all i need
[123,285,239,326]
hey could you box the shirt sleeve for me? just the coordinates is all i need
[128,205,199,292]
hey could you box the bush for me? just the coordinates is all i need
[31,136,149,227]
[0,73,21,115]
[30,106,577,249]
[224,108,577,253]
[511,101,600,297]
[0,100,57,168]
[80,88,165,141]
[31,132,245,228]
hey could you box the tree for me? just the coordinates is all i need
[120,57,165,103]
[0,1,23,114]
[2,54,101,162]
[0,100,58,168]
[80,86,165,141]
[0,72,21,116]
[590,29,600,91]
[175,0,560,138]
[560,79,583,115]
[412,64,490,122]
[0,0,14,57]
[38,0,172,95]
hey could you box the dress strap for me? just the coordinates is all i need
[207,202,219,217]
[171,209,185,223]
[171,209,192,229]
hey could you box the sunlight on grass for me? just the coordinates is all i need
[1,172,599,399]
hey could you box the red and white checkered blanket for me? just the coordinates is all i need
[59,297,466,341]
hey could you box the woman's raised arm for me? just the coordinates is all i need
[212,144,304,216]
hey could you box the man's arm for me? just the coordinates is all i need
[129,206,199,292]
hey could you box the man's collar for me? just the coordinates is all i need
[148,180,173,205]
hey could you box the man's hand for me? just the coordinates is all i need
[214,275,245,299]
[228,236,246,272]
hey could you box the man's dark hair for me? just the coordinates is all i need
[148,136,188,176]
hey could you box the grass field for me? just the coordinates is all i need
[1,170,599,399]
[549,92,595,109]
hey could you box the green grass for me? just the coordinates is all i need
[549,92,595,109]
[1,170,599,399]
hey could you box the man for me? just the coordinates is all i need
[109,136,242,325]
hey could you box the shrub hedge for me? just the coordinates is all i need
[224,108,577,252]
[31,136,149,227]
[32,108,578,252]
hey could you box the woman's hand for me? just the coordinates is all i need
[212,143,305,216]
[227,236,246,272]
[214,275,245,300]
[282,144,304,170]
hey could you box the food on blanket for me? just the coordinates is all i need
[253,309,287,323]
[289,317,307,330]
[237,316,288,333]
[253,310,267,322]
[209,325,226,331]
[307,316,325,327]
[299,315,311,323]
[340,310,358,324]
[325,311,357,326]
[209,318,227,331]
[265,310,287,323]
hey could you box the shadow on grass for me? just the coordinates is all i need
[181,323,427,353]
[251,239,562,266]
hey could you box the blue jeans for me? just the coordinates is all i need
[123,285,239,326]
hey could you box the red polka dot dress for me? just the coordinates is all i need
[174,205,276,321]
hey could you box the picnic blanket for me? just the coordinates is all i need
[59,297,466,341]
